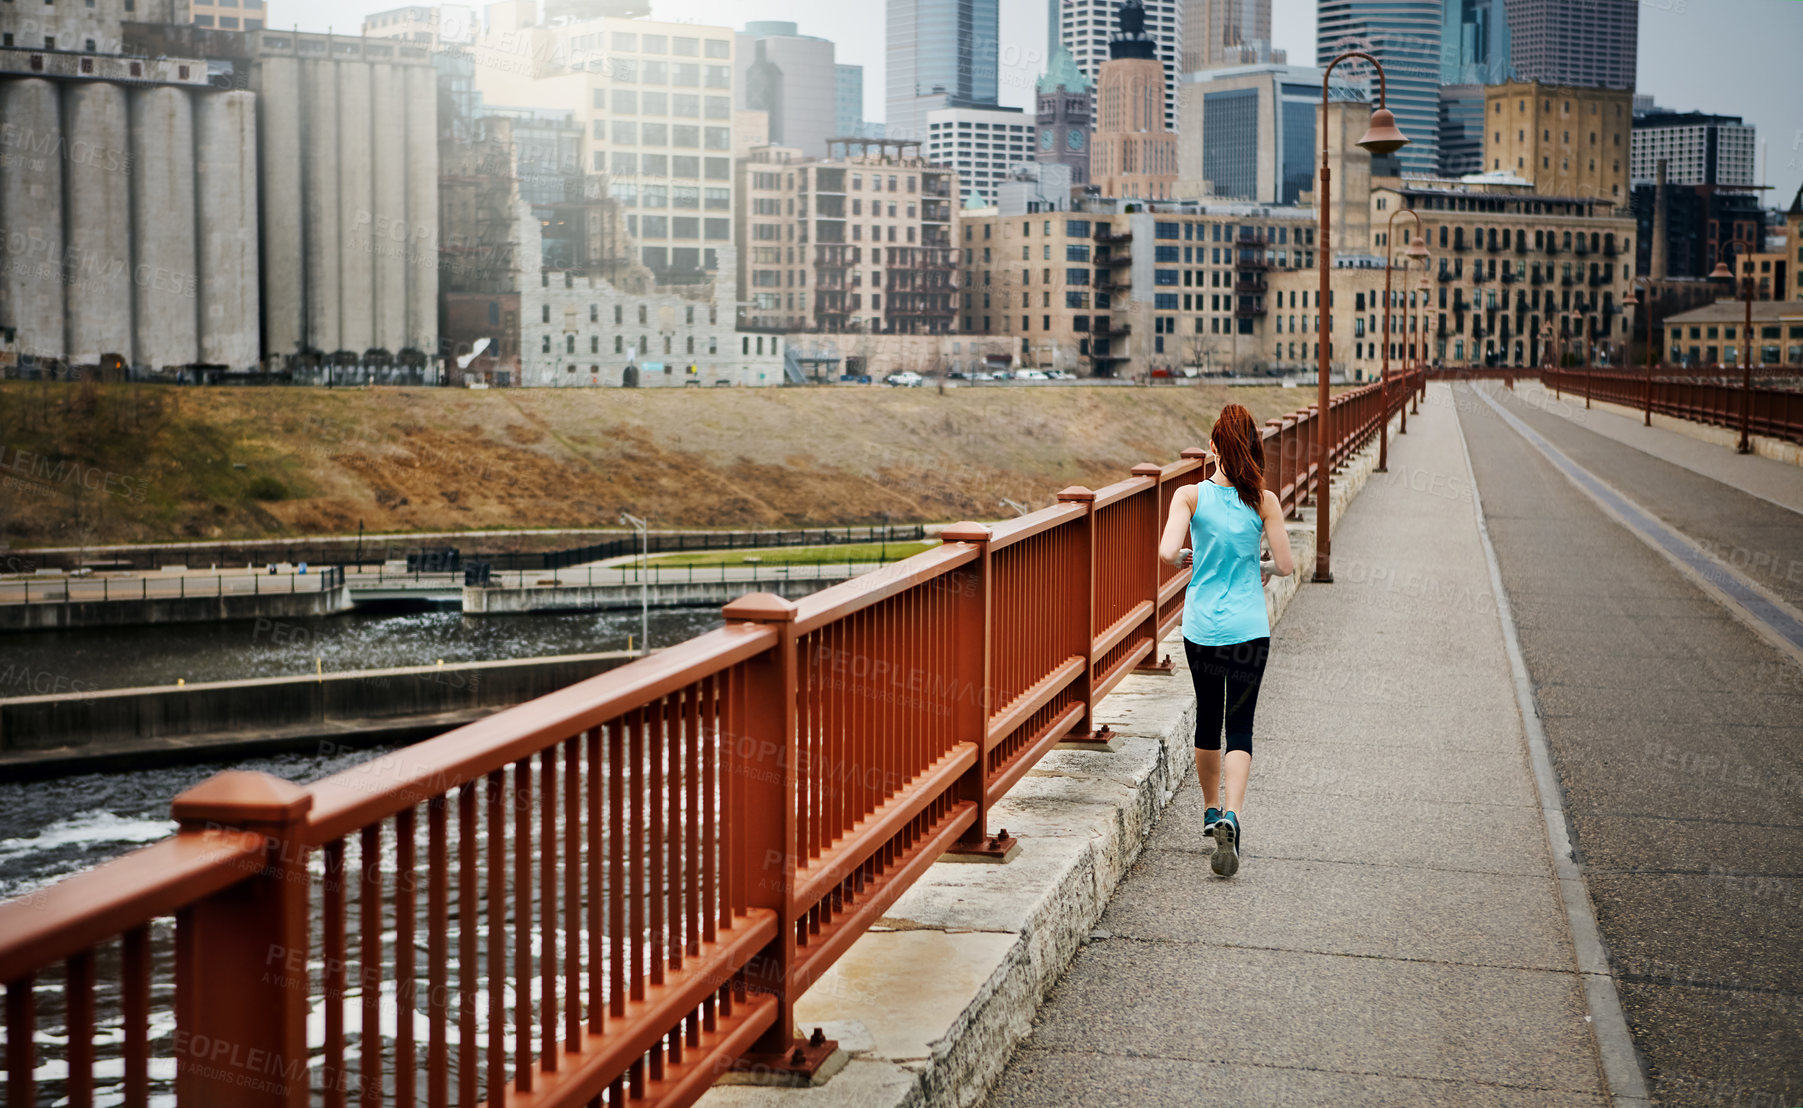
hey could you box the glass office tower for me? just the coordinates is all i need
[887,0,1000,142]
[1317,0,1443,176]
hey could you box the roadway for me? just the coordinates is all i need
[1453,381,1803,1106]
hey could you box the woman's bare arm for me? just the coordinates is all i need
[1259,490,1295,577]
[1159,485,1198,566]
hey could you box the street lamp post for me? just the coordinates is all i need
[619,511,649,655]
[1708,241,1756,454]
[1313,51,1410,582]
[1411,272,1431,407]
[1584,310,1597,410]
[1624,276,1656,426]
[1378,211,1430,473]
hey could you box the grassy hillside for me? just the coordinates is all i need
[0,380,1320,548]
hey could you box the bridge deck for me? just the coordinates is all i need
[987,383,1613,1106]
[1458,382,1803,1107]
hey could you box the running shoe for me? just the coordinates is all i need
[1202,806,1222,837]
[1210,811,1241,877]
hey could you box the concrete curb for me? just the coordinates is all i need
[1571,392,1802,468]
[1452,383,1653,1107]
[697,416,1401,1108]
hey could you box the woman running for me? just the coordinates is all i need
[1158,403,1294,877]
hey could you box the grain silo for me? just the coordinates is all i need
[128,85,200,369]
[369,63,409,353]
[336,59,375,354]
[301,54,342,354]
[194,89,259,368]
[404,60,440,355]
[254,52,304,357]
[62,82,134,365]
[0,79,68,364]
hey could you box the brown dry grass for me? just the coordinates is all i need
[0,381,1320,546]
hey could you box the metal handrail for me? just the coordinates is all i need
[0,371,1423,1108]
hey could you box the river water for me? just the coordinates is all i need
[1,605,724,898]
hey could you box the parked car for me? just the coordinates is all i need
[946,370,969,380]
[1047,370,1075,380]
[884,371,924,387]
[838,372,873,384]
[1016,369,1050,380]
[970,371,995,381]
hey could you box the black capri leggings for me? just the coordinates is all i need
[1184,637,1270,757]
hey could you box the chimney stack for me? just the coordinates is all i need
[1651,159,1669,281]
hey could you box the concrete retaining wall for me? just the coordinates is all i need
[0,584,354,632]
[0,650,634,772]
[464,575,846,614]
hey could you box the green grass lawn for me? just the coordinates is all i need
[642,540,939,568]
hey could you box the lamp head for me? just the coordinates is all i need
[1357,108,1410,156]
[1708,261,1733,280]
[1404,238,1430,261]
[1623,292,1638,306]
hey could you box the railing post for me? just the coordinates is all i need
[1057,486,1114,748]
[1130,464,1174,675]
[939,522,1012,857]
[168,771,313,1108]
[717,592,809,1066]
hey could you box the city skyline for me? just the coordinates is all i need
[262,0,1803,204]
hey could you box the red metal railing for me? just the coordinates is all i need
[0,370,1416,1108]
[1543,369,1803,445]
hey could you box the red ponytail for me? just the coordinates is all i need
[1210,404,1265,511]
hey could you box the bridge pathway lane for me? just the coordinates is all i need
[1455,382,1803,1108]
[984,384,1609,1108]
[1475,382,1803,612]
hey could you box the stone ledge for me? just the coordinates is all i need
[696,415,1400,1108]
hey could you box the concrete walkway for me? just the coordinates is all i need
[985,385,1611,1106]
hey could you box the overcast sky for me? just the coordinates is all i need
[304,0,1803,204]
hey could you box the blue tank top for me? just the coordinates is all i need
[1181,479,1271,646]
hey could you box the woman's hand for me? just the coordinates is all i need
[1171,548,1193,568]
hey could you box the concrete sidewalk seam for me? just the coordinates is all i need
[1138,845,1567,877]
[1003,1044,1609,1095]
[1451,383,1653,1108]
[1093,933,1593,974]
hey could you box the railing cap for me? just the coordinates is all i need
[723,591,799,623]
[171,770,311,830]
[940,521,993,543]
[1130,462,1163,477]
[1056,485,1096,503]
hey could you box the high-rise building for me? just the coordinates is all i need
[1092,0,1178,201]
[736,142,958,334]
[189,0,271,32]
[1062,0,1180,134]
[1316,0,1442,176]
[1437,85,1486,177]
[1036,48,1092,188]
[1483,81,1633,202]
[1178,64,1349,204]
[926,105,1035,204]
[886,0,999,143]
[1181,0,1284,72]
[1440,0,1508,84]
[1630,111,1757,188]
[836,64,865,138]
[735,21,838,158]
[1502,0,1635,90]
[469,7,739,284]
